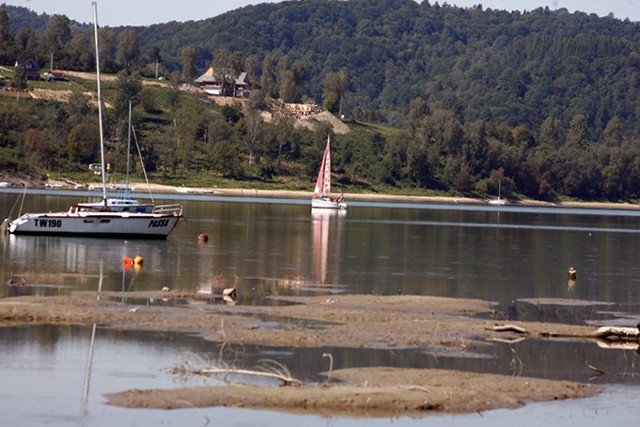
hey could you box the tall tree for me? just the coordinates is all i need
[261,53,278,99]
[244,108,263,166]
[113,70,143,119]
[98,27,117,72]
[15,26,39,61]
[322,69,349,116]
[278,57,307,103]
[43,15,71,69]
[181,45,197,82]
[117,28,140,70]
[150,46,162,79]
[0,9,15,64]
[13,63,27,90]
[273,112,294,166]
[67,33,93,71]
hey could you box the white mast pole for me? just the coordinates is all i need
[92,2,107,205]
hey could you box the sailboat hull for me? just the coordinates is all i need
[6,211,181,239]
[312,197,347,210]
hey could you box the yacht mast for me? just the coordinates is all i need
[92,2,107,205]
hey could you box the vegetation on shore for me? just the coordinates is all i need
[2,1,640,203]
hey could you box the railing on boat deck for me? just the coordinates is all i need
[153,204,183,216]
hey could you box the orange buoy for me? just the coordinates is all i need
[123,256,134,264]
[198,233,209,242]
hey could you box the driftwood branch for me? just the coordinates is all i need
[171,354,302,386]
[192,367,303,386]
[591,326,640,340]
[491,323,640,352]
[489,324,528,334]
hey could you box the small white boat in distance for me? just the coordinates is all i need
[488,180,506,205]
[311,136,347,210]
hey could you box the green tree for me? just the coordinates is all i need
[15,26,39,61]
[210,139,243,178]
[13,64,27,90]
[566,114,590,149]
[117,28,140,70]
[67,122,99,164]
[278,59,307,103]
[43,15,71,69]
[261,53,278,99]
[67,33,94,71]
[150,46,162,79]
[599,116,624,147]
[98,27,118,72]
[244,55,259,82]
[323,69,349,116]
[113,70,143,119]
[23,128,50,168]
[0,9,15,64]
[273,113,294,166]
[244,108,263,166]
[181,45,197,82]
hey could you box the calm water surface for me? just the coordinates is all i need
[2,191,640,425]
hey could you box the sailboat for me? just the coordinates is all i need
[488,180,506,205]
[3,2,182,238]
[311,136,347,210]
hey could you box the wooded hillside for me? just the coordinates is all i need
[2,1,640,201]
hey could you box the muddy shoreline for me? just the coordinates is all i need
[0,291,604,416]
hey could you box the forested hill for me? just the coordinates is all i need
[3,1,640,202]
[5,0,640,140]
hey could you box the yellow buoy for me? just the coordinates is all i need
[134,256,143,265]
[568,266,576,281]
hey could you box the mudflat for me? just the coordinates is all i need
[0,292,601,416]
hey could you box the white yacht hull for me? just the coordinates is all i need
[6,210,181,239]
[312,197,347,210]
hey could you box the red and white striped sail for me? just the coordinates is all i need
[313,136,332,198]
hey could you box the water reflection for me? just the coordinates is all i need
[3,322,640,425]
[311,208,345,286]
[5,194,640,309]
[4,193,640,424]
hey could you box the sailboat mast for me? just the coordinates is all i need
[126,100,132,190]
[92,1,107,204]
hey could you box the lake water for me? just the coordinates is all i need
[2,190,640,426]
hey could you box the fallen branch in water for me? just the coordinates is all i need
[591,325,640,340]
[587,364,606,376]
[171,355,302,386]
[191,367,303,386]
[489,324,528,334]
[491,322,640,342]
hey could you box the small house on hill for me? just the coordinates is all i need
[234,72,250,97]
[194,67,250,97]
[14,60,41,80]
